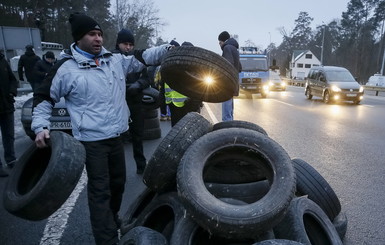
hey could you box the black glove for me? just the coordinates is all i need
[126,82,141,96]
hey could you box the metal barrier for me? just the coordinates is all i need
[363,85,385,96]
[282,78,306,87]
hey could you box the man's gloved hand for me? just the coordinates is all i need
[127,82,141,96]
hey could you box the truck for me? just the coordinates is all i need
[238,47,270,99]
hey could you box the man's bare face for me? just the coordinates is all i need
[77,30,103,55]
[118,42,134,53]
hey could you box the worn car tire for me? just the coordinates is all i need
[177,128,296,239]
[292,158,341,220]
[143,117,160,130]
[119,226,167,245]
[143,112,212,192]
[274,197,343,245]
[160,46,238,103]
[142,108,159,119]
[205,180,270,204]
[333,211,348,240]
[253,240,305,245]
[120,187,157,235]
[134,192,186,241]
[3,131,85,221]
[142,87,160,110]
[142,127,162,141]
[213,120,268,136]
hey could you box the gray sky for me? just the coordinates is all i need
[154,0,351,53]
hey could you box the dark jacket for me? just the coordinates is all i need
[221,38,242,96]
[18,49,40,81]
[33,55,55,84]
[0,53,18,114]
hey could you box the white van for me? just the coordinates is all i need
[367,74,385,87]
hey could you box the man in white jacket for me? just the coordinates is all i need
[32,13,170,245]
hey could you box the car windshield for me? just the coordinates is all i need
[325,70,355,82]
[240,57,268,71]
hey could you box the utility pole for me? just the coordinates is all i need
[268,32,271,66]
[116,0,120,31]
[321,24,326,65]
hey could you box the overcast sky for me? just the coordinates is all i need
[154,0,351,54]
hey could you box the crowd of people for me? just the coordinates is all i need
[0,12,241,244]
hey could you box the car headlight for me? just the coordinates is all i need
[331,85,341,92]
[359,86,364,92]
[281,82,286,86]
[269,81,274,86]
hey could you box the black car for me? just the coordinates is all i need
[21,97,72,140]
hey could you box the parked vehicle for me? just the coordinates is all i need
[238,48,270,98]
[305,66,364,104]
[366,73,385,87]
[21,97,71,140]
[269,72,286,91]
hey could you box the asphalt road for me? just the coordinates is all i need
[1,86,385,244]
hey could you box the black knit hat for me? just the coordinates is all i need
[169,40,180,47]
[45,51,55,59]
[218,31,230,42]
[69,13,103,41]
[116,29,135,45]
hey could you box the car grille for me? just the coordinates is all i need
[241,77,262,84]
[341,88,359,92]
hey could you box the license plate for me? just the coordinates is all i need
[51,122,72,129]
[247,86,257,89]
[346,93,357,97]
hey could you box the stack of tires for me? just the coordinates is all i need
[119,112,347,245]
[141,86,162,140]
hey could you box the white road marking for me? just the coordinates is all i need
[40,170,88,245]
[203,103,219,123]
[270,99,295,107]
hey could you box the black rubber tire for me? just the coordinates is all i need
[3,131,85,221]
[323,91,331,104]
[142,108,159,119]
[142,87,160,110]
[177,128,296,239]
[205,180,270,204]
[305,88,313,100]
[274,197,343,245]
[253,240,305,245]
[143,112,212,192]
[120,187,157,235]
[333,211,348,240]
[143,117,160,130]
[134,192,186,241]
[213,120,268,136]
[160,46,238,103]
[170,215,258,245]
[119,226,167,245]
[292,158,341,220]
[142,127,162,141]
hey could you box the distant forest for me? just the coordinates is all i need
[1,0,385,82]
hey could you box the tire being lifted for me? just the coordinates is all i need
[160,46,239,103]
[3,131,86,221]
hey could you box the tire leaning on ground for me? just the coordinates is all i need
[253,239,305,245]
[143,112,212,192]
[3,131,86,221]
[160,46,239,103]
[292,158,341,220]
[273,197,343,245]
[119,226,167,245]
[212,120,268,136]
[177,128,296,239]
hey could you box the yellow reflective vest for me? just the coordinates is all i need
[164,83,188,107]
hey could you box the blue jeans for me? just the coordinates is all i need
[222,98,234,121]
[0,112,16,165]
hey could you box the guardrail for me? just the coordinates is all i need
[363,85,385,96]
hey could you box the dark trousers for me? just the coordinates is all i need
[81,137,126,245]
[159,83,170,116]
[168,102,201,127]
[0,112,16,165]
[127,100,146,170]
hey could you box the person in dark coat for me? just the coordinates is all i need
[0,52,18,177]
[32,51,56,92]
[112,28,149,174]
[218,31,242,121]
[17,45,41,90]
